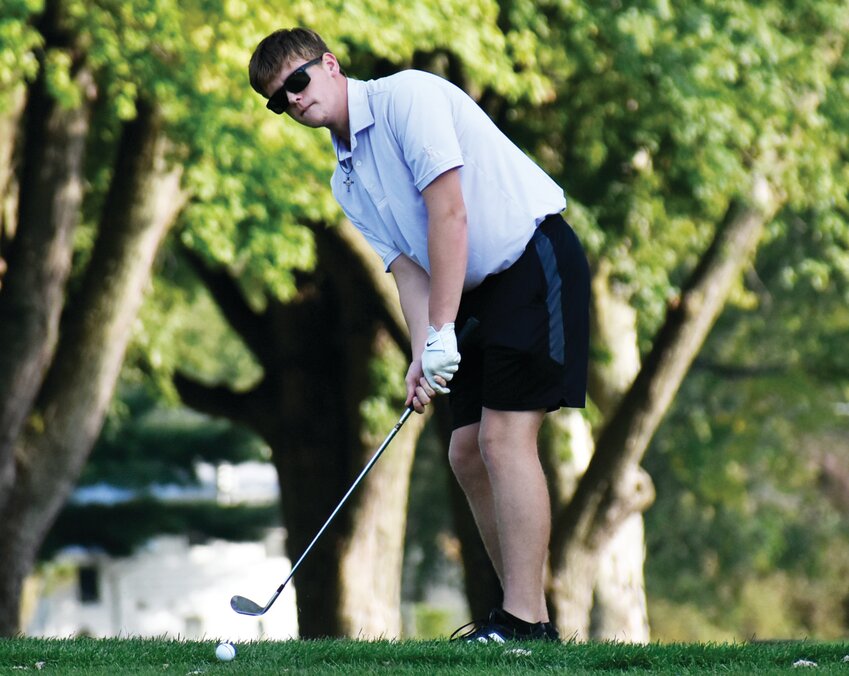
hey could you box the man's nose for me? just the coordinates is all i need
[287,90,302,106]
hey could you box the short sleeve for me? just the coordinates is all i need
[336,200,401,272]
[388,75,465,192]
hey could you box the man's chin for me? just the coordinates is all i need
[295,108,324,127]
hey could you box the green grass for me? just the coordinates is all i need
[0,637,847,674]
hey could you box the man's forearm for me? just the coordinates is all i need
[390,255,431,358]
[427,210,467,329]
[422,168,468,329]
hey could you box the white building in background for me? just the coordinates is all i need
[23,462,299,640]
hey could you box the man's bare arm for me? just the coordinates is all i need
[421,168,467,329]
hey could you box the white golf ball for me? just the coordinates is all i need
[215,642,237,662]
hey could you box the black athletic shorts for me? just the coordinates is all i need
[449,213,590,430]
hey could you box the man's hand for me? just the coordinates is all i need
[405,360,443,414]
[421,323,460,394]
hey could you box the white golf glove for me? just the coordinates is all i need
[421,323,461,394]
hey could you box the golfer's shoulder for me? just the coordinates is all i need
[368,69,455,106]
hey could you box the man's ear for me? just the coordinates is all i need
[324,52,344,77]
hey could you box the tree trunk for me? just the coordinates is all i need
[549,541,597,639]
[586,260,642,416]
[339,386,426,638]
[549,183,779,636]
[590,510,651,642]
[0,84,25,256]
[0,25,94,511]
[583,263,650,642]
[0,99,183,635]
[542,409,595,637]
[175,220,419,638]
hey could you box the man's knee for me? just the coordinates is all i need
[478,409,545,466]
[448,424,483,480]
[478,424,515,469]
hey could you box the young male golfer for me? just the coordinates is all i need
[249,27,590,642]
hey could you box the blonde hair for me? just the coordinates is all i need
[249,27,330,95]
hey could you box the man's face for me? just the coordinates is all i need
[266,54,336,128]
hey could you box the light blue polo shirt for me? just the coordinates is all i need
[331,70,566,291]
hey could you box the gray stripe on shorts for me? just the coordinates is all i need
[533,228,565,365]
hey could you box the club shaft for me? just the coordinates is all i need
[274,406,414,595]
[234,317,479,615]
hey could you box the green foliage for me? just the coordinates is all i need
[24,0,844,393]
[6,1,845,378]
[22,0,564,372]
[495,0,849,344]
[407,602,462,640]
[127,247,263,398]
[0,0,42,102]
[359,335,408,437]
[648,598,735,644]
[645,226,849,639]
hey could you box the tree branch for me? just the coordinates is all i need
[172,372,259,429]
[0,41,94,511]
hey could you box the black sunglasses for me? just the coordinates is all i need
[266,56,324,114]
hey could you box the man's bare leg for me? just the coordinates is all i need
[478,407,549,623]
[449,410,550,623]
[448,422,504,583]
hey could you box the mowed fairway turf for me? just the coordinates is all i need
[0,637,847,674]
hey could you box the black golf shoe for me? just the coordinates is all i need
[450,608,560,643]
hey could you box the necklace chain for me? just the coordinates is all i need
[336,141,354,192]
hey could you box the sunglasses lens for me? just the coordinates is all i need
[285,71,311,94]
[266,88,288,114]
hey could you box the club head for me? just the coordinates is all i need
[230,595,266,616]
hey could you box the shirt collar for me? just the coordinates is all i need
[331,78,374,159]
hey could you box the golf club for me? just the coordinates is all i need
[231,317,479,617]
